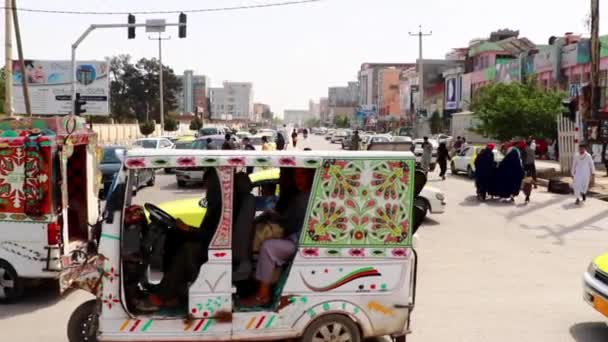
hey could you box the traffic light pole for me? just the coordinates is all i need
[149,33,171,135]
[70,22,183,115]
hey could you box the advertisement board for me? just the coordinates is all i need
[12,60,109,115]
[445,77,458,110]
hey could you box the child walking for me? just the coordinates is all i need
[522,170,534,204]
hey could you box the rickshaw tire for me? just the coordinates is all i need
[67,299,99,342]
[0,260,24,304]
[147,174,155,187]
[300,314,361,342]
[393,335,407,342]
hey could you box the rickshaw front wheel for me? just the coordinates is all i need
[67,299,99,342]
[301,314,361,342]
[0,260,24,303]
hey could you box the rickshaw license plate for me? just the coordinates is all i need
[593,295,608,317]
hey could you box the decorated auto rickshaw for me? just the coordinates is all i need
[65,149,425,342]
[0,116,100,303]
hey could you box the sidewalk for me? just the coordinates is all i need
[536,160,608,199]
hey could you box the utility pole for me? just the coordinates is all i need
[590,0,600,119]
[409,25,432,116]
[11,0,31,116]
[4,0,12,116]
[409,25,433,135]
[149,33,171,135]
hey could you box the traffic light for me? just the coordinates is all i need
[562,98,577,122]
[178,12,187,38]
[75,93,87,116]
[128,14,136,39]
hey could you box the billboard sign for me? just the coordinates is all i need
[12,60,109,115]
[445,77,458,110]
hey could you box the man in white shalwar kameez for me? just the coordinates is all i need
[572,144,595,204]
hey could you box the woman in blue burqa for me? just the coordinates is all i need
[474,144,496,201]
[494,147,525,202]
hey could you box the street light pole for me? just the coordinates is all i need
[590,0,600,119]
[150,33,171,135]
[4,0,12,116]
[409,25,432,115]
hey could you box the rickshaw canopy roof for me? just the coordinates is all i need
[124,149,416,170]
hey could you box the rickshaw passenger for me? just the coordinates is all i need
[241,168,314,307]
[141,169,222,312]
[232,173,256,281]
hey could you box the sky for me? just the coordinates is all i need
[0,0,599,116]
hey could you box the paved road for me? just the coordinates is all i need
[2,135,608,342]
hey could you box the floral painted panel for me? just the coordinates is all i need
[302,159,414,247]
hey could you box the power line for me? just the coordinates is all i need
[0,0,323,15]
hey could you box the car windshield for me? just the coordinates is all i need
[192,138,224,149]
[199,128,218,136]
[137,140,157,149]
[101,148,124,163]
[174,141,193,149]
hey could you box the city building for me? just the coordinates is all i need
[253,103,272,123]
[178,70,210,116]
[358,63,415,108]
[319,97,330,125]
[328,82,360,124]
[283,110,311,126]
[210,82,254,122]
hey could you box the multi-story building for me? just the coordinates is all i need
[178,70,210,115]
[210,82,254,122]
[319,97,330,124]
[283,110,311,126]
[253,103,272,123]
[358,63,415,108]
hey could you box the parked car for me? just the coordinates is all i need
[416,186,446,220]
[133,137,174,150]
[413,138,438,171]
[451,145,504,178]
[198,126,228,137]
[235,131,252,140]
[164,136,196,173]
[583,252,608,319]
[331,129,351,144]
[325,128,337,140]
[99,146,155,198]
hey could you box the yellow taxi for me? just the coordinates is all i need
[583,253,608,318]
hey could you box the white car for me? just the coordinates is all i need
[417,186,446,220]
[451,145,504,178]
[331,129,351,143]
[133,137,174,149]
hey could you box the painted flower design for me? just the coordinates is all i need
[176,157,196,167]
[307,201,349,242]
[125,158,146,168]
[348,248,365,257]
[301,248,320,257]
[391,248,408,257]
[279,157,296,166]
[322,160,361,199]
[103,293,120,310]
[371,161,410,200]
[371,203,409,243]
[227,157,245,166]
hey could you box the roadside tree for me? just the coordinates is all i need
[470,82,563,141]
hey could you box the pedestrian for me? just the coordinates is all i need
[524,139,538,188]
[206,137,217,150]
[303,128,309,139]
[437,141,450,180]
[494,147,524,203]
[276,132,286,151]
[522,170,534,204]
[474,144,496,201]
[261,136,272,151]
[351,130,361,151]
[242,137,255,174]
[221,133,234,150]
[291,129,298,148]
[453,136,463,155]
[460,137,468,152]
[572,144,595,205]
[421,136,433,174]
[280,124,290,148]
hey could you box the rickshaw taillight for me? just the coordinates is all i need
[47,222,61,246]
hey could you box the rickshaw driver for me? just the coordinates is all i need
[241,168,315,307]
[138,169,223,312]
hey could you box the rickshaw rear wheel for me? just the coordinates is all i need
[393,335,407,342]
[301,314,361,342]
[0,260,24,303]
[67,299,99,342]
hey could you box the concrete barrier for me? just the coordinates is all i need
[93,123,195,146]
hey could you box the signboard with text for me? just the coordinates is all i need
[12,60,109,115]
